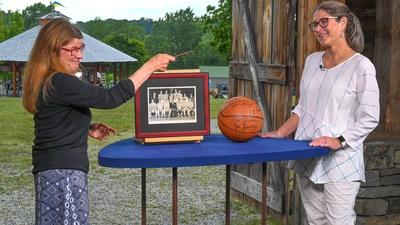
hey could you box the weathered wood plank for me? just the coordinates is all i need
[231,171,283,213]
[230,61,287,84]
[262,0,273,62]
[296,0,320,101]
[255,0,264,61]
[273,0,290,64]
[244,80,253,98]
[231,0,240,60]
[375,0,398,131]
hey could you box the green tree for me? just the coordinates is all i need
[203,0,232,62]
[4,10,24,38]
[0,11,6,42]
[193,32,226,66]
[77,18,146,41]
[146,7,203,69]
[135,17,154,34]
[77,17,108,40]
[22,2,52,29]
[103,33,149,70]
[0,10,24,40]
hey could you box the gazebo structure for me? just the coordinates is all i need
[0,11,136,97]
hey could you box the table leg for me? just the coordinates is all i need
[225,165,231,225]
[141,168,146,225]
[262,162,268,225]
[172,167,178,225]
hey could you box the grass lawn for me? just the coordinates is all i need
[0,97,281,225]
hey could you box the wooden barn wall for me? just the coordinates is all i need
[347,0,375,60]
[372,0,400,133]
[231,0,292,138]
[230,0,294,214]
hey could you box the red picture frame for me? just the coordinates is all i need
[134,72,210,140]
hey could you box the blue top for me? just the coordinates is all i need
[98,134,330,168]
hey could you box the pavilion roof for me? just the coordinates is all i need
[0,25,137,63]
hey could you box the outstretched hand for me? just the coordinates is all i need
[88,123,117,141]
[258,130,284,139]
[146,53,176,72]
[129,53,176,90]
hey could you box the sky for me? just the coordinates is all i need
[0,0,220,22]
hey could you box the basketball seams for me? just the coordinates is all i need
[218,118,261,134]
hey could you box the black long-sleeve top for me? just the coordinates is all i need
[32,72,135,174]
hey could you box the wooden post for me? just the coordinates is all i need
[172,167,178,225]
[12,62,17,97]
[93,64,98,85]
[375,0,400,132]
[126,63,130,78]
[113,63,117,86]
[119,63,123,81]
[283,3,297,224]
[99,64,103,86]
[261,162,268,225]
[226,165,231,225]
[141,168,146,225]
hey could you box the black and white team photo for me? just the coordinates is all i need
[147,86,197,124]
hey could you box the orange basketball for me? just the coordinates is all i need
[218,96,264,142]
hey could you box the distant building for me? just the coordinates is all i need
[199,66,229,90]
[154,66,229,98]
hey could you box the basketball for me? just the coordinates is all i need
[218,97,264,142]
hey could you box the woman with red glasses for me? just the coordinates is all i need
[22,18,175,225]
[259,1,379,224]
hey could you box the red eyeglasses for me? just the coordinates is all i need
[61,43,86,56]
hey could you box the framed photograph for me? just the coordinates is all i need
[134,72,210,140]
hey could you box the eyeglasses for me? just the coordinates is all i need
[61,43,86,56]
[308,17,339,31]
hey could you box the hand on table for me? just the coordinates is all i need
[309,136,342,150]
[258,130,284,139]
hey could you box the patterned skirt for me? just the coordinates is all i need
[34,169,90,225]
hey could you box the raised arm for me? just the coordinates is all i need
[128,54,175,92]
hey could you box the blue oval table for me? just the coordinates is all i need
[98,134,329,225]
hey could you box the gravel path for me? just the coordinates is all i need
[1,120,259,225]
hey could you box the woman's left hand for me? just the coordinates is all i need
[88,123,117,141]
[309,136,342,150]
